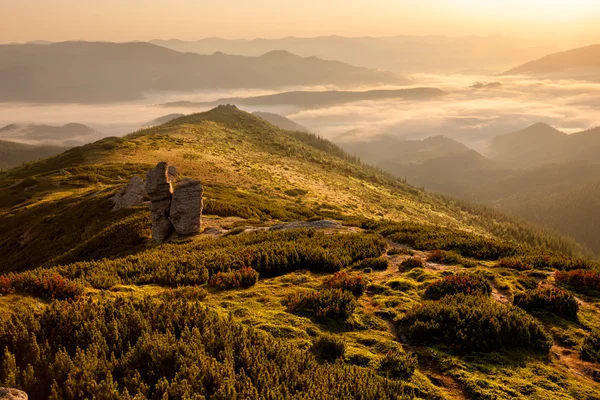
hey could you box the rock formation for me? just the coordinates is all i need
[111,176,146,211]
[0,388,28,400]
[145,162,203,243]
[170,179,203,235]
[145,162,174,243]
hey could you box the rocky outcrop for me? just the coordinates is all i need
[111,176,146,211]
[145,162,203,243]
[170,179,203,235]
[0,388,28,400]
[145,162,174,243]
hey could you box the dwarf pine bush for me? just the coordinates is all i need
[0,297,413,399]
[323,271,367,297]
[424,273,492,300]
[514,286,579,320]
[283,289,357,321]
[399,294,552,352]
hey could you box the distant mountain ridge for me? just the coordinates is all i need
[490,123,600,168]
[162,88,445,109]
[151,35,555,74]
[0,41,403,103]
[504,44,600,78]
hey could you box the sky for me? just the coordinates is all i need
[2,0,600,44]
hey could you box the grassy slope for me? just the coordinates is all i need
[1,105,599,399]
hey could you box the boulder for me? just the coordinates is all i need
[145,162,174,243]
[111,176,146,211]
[170,179,203,235]
[0,388,28,400]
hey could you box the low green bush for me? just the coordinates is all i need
[399,294,552,352]
[208,267,259,290]
[356,257,389,271]
[283,289,357,321]
[513,286,579,320]
[0,297,412,399]
[424,273,491,300]
[377,348,417,380]
[323,271,367,297]
[312,334,346,362]
[0,271,83,300]
[398,257,424,271]
[581,330,600,363]
[555,269,600,295]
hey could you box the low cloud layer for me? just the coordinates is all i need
[0,76,598,152]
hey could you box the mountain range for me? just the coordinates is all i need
[151,35,555,74]
[340,124,600,255]
[0,42,402,103]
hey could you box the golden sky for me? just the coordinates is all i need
[2,0,600,44]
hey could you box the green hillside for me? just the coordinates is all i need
[0,105,599,399]
[0,140,69,170]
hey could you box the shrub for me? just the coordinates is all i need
[377,221,519,260]
[0,297,412,399]
[55,229,387,288]
[399,294,553,352]
[581,330,600,363]
[555,269,600,294]
[424,273,492,300]
[387,248,413,256]
[378,349,417,380]
[497,254,594,272]
[426,250,462,265]
[0,271,83,300]
[208,267,259,290]
[323,271,367,297]
[312,334,346,362]
[496,257,531,271]
[399,257,424,271]
[356,257,389,271]
[513,286,579,320]
[283,289,357,321]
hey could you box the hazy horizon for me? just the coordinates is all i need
[2,0,600,47]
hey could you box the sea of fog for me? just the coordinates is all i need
[0,75,598,154]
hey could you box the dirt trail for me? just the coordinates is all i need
[365,245,470,400]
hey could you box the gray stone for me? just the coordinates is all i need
[168,165,177,181]
[145,162,174,243]
[111,176,146,211]
[0,388,28,400]
[170,179,203,235]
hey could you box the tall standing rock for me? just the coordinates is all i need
[145,162,174,243]
[170,179,203,235]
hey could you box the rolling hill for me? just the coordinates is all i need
[0,140,69,169]
[0,106,599,399]
[504,44,600,79]
[0,122,98,146]
[0,42,403,103]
